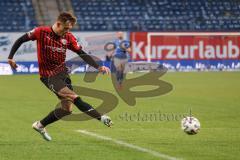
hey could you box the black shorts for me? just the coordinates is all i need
[40,71,73,98]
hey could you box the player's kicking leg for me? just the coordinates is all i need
[33,72,112,141]
[57,87,113,127]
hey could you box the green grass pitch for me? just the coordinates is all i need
[0,72,239,160]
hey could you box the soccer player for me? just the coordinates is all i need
[110,32,131,89]
[8,12,113,141]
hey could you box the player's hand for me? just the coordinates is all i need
[98,66,110,75]
[8,59,18,70]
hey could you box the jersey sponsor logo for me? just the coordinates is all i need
[46,45,66,53]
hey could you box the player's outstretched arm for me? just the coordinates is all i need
[77,50,110,74]
[8,33,31,69]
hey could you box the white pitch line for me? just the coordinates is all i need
[76,130,181,160]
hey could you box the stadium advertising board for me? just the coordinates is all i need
[0,32,117,61]
[0,32,117,75]
[130,32,240,71]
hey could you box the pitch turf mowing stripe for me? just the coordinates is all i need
[76,130,181,160]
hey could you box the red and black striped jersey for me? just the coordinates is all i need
[27,26,81,77]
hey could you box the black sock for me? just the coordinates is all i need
[40,108,71,127]
[73,97,101,120]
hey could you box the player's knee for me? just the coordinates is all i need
[61,106,72,113]
[58,90,78,102]
[62,105,72,112]
[61,99,73,112]
[67,94,78,102]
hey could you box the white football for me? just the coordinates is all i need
[181,116,200,135]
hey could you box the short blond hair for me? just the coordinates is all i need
[57,12,77,25]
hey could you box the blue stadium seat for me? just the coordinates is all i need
[1,0,240,31]
[0,0,37,32]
